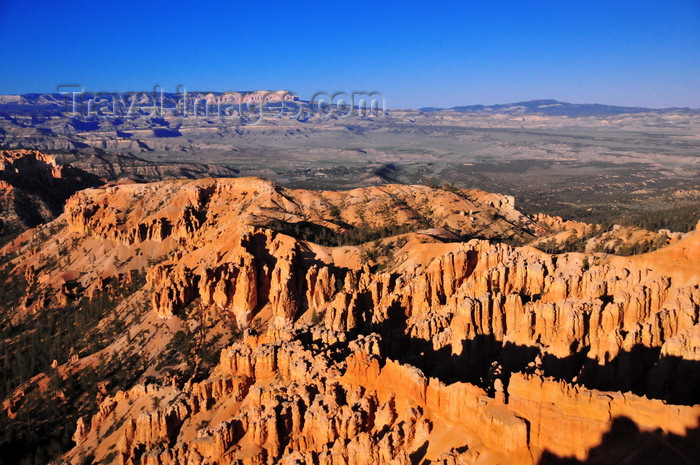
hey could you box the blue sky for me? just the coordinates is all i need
[0,0,698,108]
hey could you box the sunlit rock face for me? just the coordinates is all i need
[1,177,698,465]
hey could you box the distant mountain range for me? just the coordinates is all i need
[419,99,700,116]
[1,94,698,118]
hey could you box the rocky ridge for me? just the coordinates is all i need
[0,149,240,240]
[0,178,698,464]
[0,149,102,236]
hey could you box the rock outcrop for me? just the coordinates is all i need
[0,149,102,235]
[0,177,697,465]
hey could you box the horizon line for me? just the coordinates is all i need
[0,92,698,112]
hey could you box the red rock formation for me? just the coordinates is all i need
[0,177,697,465]
[0,149,102,235]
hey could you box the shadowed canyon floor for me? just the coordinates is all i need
[0,177,698,465]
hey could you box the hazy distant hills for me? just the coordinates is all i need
[0,92,698,233]
[420,99,700,116]
[1,93,698,117]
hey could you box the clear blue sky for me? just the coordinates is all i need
[0,0,698,109]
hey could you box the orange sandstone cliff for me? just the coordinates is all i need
[0,149,102,236]
[0,177,697,465]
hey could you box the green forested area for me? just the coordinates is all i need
[0,265,146,465]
